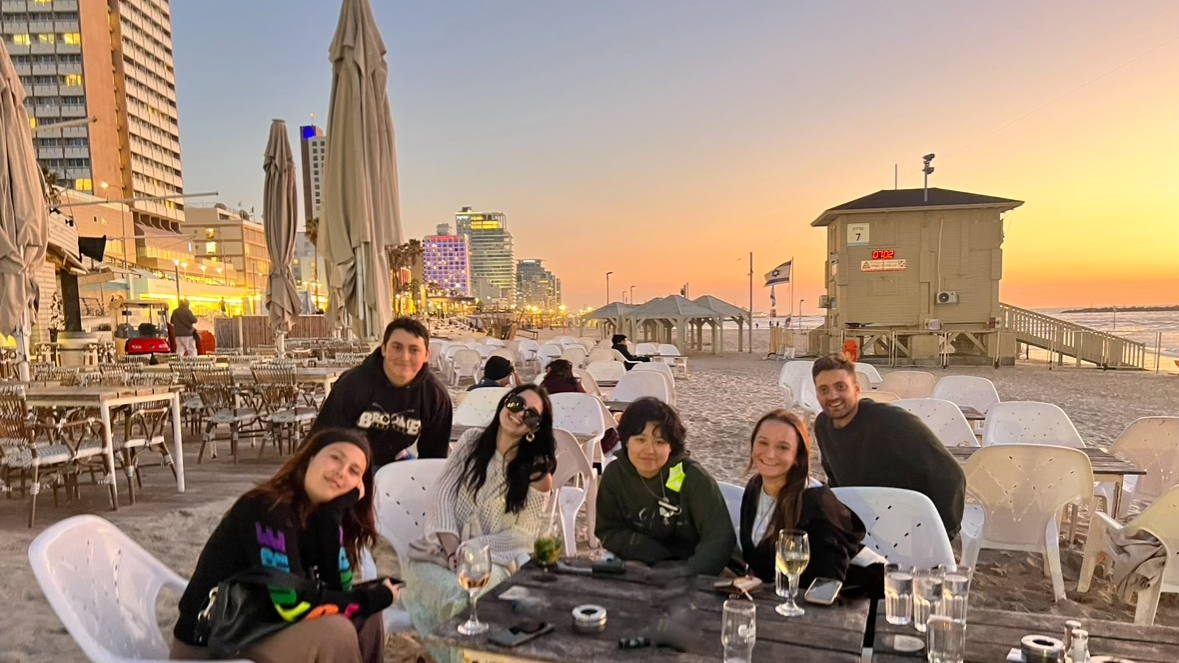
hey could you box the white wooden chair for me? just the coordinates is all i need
[551,428,594,556]
[932,375,1001,415]
[960,445,1093,601]
[879,371,938,399]
[1078,484,1179,625]
[982,402,1085,448]
[832,486,956,569]
[893,398,979,448]
[452,387,508,428]
[612,371,672,404]
[374,459,448,632]
[28,514,252,663]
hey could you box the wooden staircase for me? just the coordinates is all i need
[999,303,1145,369]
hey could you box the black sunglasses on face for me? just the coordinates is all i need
[504,395,542,432]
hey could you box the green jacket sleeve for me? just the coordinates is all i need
[683,465,738,575]
[594,464,674,564]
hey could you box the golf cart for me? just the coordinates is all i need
[114,301,174,359]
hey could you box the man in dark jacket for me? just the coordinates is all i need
[170,299,199,357]
[611,334,650,370]
[811,354,966,539]
[312,318,452,467]
[467,355,520,391]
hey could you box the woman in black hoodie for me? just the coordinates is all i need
[739,409,884,597]
[170,429,396,662]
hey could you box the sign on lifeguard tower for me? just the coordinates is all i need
[847,223,870,246]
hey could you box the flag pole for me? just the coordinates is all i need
[748,252,754,354]
[790,256,795,332]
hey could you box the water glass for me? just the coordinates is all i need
[925,614,966,663]
[913,567,945,634]
[884,563,914,626]
[937,568,972,622]
[721,600,757,663]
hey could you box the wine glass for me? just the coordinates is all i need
[456,542,492,636]
[775,529,810,617]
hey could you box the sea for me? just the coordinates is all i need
[732,310,1179,371]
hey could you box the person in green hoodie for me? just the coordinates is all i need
[595,397,736,575]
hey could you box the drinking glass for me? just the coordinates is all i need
[884,563,914,626]
[913,567,945,634]
[721,600,757,663]
[774,529,810,617]
[533,512,564,571]
[456,542,492,636]
[937,568,972,622]
[925,614,966,663]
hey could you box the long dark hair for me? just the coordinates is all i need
[747,409,812,546]
[459,384,556,514]
[246,429,377,567]
[542,359,578,389]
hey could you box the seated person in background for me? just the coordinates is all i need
[740,409,884,595]
[541,359,621,455]
[611,334,650,370]
[595,398,735,575]
[811,354,966,539]
[467,355,520,391]
[402,385,556,663]
[170,429,396,663]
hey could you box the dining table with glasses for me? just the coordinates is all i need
[21,383,186,508]
[947,445,1146,517]
[872,601,1179,662]
[427,559,872,663]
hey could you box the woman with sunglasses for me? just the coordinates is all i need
[595,398,735,575]
[401,384,556,663]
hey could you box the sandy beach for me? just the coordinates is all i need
[2,335,1177,661]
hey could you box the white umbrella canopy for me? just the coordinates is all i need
[262,119,300,353]
[0,40,49,380]
[319,0,403,340]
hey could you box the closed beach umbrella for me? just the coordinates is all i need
[0,40,49,381]
[262,119,301,355]
[319,0,403,339]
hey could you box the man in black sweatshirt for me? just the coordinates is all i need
[312,318,452,467]
[811,355,966,539]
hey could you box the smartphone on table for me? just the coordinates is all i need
[804,577,843,605]
[488,621,555,648]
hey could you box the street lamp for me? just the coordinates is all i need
[605,271,613,304]
[173,259,182,303]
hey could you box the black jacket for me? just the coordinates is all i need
[739,478,870,590]
[173,491,393,646]
[312,350,452,467]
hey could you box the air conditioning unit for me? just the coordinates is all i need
[818,295,834,309]
[936,291,959,305]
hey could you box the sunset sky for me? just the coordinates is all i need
[172,0,1178,311]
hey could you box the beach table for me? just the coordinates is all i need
[429,561,871,663]
[948,446,1145,517]
[956,405,986,423]
[22,384,186,509]
[872,601,1179,662]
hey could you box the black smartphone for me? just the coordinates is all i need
[488,621,555,648]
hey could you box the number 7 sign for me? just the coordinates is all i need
[847,223,870,246]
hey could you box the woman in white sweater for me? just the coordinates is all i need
[402,385,556,662]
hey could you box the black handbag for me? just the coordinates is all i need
[193,568,307,657]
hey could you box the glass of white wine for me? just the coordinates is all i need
[775,529,810,617]
[456,542,492,636]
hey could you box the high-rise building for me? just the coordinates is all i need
[3,0,186,235]
[455,206,514,305]
[186,204,269,296]
[422,232,471,297]
[516,259,562,309]
[295,124,327,309]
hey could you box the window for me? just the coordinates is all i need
[38,34,55,44]
[204,227,215,239]
[205,241,217,253]
[63,74,83,87]
[75,178,93,192]
[61,33,82,46]
[13,35,32,46]
[28,117,37,129]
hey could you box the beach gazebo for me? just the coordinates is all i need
[584,302,636,340]
[628,295,724,354]
[694,295,752,353]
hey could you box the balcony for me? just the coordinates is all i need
[57,62,81,74]
[31,63,56,75]
[33,84,58,96]
[29,21,54,32]
[53,0,79,10]
[1,21,28,33]
[37,147,63,159]
[63,147,88,158]
[60,105,86,118]
[58,84,82,96]
[1,1,28,12]
[54,20,78,32]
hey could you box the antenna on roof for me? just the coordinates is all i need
[922,154,936,201]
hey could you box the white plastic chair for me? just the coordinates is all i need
[982,402,1086,448]
[611,371,672,404]
[560,346,588,368]
[484,337,505,347]
[797,378,822,416]
[633,361,675,387]
[777,360,815,408]
[854,371,872,393]
[489,348,517,366]
[831,487,956,569]
[572,369,602,398]
[428,339,446,371]
[634,342,658,356]
[443,344,465,376]
[374,459,448,632]
[879,371,938,399]
[586,360,627,384]
[577,338,597,353]
[1098,417,1179,510]
[893,398,979,448]
[473,344,493,359]
[558,336,578,347]
[586,348,615,364]
[861,390,901,404]
[959,445,1093,601]
[452,386,508,428]
[656,343,680,357]
[28,514,252,663]
[931,376,1001,415]
[551,428,594,556]
[853,363,882,387]
[517,339,541,370]
[450,348,482,387]
[549,393,614,542]
[539,343,564,369]
[718,482,743,534]
[1078,484,1179,625]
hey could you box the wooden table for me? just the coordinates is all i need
[956,405,985,422]
[430,562,871,663]
[872,602,1179,662]
[23,384,186,509]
